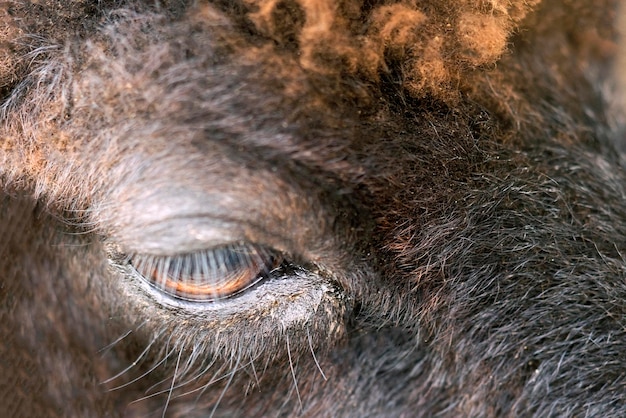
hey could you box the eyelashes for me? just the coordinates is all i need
[129,243,283,302]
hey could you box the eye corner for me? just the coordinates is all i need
[104,242,131,264]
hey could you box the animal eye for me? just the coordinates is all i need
[128,243,283,302]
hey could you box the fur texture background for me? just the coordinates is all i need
[2,0,626,416]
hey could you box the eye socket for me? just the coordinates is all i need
[128,243,283,302]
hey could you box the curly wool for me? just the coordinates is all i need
[244,0,541,98]
[0,0,540,101]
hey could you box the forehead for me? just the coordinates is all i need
[1,1,485,263]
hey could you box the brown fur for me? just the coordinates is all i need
[2,0,626,416]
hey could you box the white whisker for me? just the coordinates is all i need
[98,329,133,355]
[162,343,184,418]
[209,350,242,418]
[101,329,165,386]
[307,327,327,381]
[285,333,303,411]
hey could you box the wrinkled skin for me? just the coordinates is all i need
[2,0,626,417]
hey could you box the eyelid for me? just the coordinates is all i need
[128,242,283,302]
[93,160,328,258]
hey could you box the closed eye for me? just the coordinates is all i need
[128,243,284,302]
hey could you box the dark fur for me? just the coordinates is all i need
[2,0,626,416]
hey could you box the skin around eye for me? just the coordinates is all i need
[129,243,283,302]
